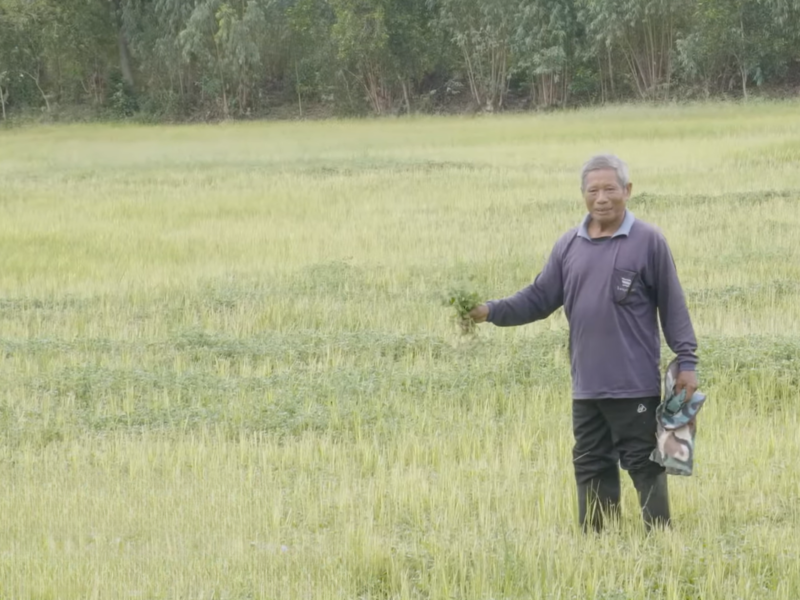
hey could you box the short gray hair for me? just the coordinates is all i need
[581,154,630,191]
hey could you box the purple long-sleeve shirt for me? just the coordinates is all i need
[486,211,698,400]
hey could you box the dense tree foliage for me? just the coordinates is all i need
[0,0,798,120]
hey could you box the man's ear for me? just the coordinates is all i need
[625,182,633,198]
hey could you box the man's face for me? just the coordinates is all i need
[582,169,632,227]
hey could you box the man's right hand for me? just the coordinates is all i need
[469,304,489,324]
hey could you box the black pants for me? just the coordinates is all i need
[572,397,669,531]
[573,397,664,483]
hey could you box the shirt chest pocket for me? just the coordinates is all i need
[612,268,642,305]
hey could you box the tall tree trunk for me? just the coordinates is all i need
[607,46,615,99]
[664,17,673,100]
[0,85,6,120]
[399,76,411,114]
[741,64,748,99]
[94,57,101,103]
[23,68,50,112]
[113,0,135,88]
[362,66,382,114]
[597,54,606,104]
[213,39,229,118]
[462,46,481,107]
[738,12,748,100]
[118,31,135,87]
[295,61,303,118]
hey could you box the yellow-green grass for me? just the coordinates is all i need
[1,101,800,599]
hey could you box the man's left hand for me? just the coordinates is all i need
[675,370,698,403]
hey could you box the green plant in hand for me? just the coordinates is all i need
[445,287,483,335]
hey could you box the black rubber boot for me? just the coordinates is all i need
[634,471,671,531]
[577,468,621,533]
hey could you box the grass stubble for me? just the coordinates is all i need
[1,102,800,598]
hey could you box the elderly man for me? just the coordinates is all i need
[469,154,698,532]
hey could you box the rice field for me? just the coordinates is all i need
[1,101,800,599]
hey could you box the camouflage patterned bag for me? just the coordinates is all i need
[649,359,707,476]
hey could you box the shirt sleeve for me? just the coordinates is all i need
[652,231,698,371]
[486,238,566,327]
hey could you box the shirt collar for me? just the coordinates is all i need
[577,210,635,240]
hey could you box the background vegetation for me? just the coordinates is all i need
[1,0,800,121]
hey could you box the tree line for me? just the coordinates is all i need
[1,0,799,121]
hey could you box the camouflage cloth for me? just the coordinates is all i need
[649,359,707,476]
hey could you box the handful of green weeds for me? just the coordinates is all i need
[445,287,483,335]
